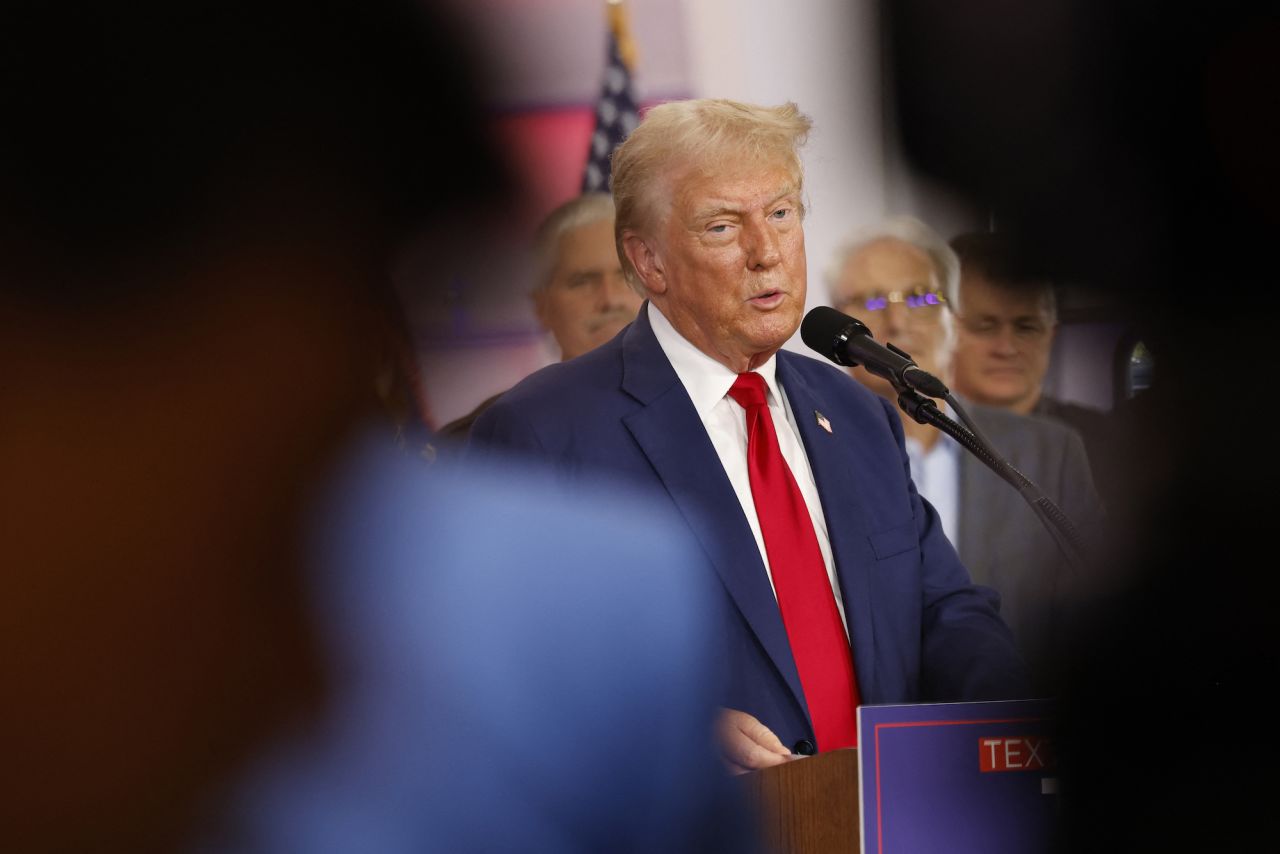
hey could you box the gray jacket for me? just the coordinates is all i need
[948,402,1102,690]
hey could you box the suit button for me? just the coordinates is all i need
[793,738,816,756]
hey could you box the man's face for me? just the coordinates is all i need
[631,163,807,372]
[830,237,952,400]
[534,216,642,361]
[952,271,1056,412]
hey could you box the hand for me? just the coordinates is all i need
[716,708,795,775]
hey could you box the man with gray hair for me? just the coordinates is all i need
[472,99,1028,770]
[439,193,641,439]
[532,192,642,362]
[826,217,1101,687]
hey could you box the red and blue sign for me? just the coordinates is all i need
[858,699,1058,853]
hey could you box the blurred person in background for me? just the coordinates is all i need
[826,218,958,453]
[949,231,1110,483]
[827,217,1100,687]
[0,3,744,852]
[438,193,642,440]
[533,193,643,362]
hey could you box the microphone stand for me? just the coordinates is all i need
[799,310,1091,574]
[895,388,1091,576]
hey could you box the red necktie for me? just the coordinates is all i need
[728,372,859,750]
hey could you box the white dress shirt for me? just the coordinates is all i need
[648,303,849,634]
[904,424,961,554]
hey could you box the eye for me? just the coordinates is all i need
[564,273,600,289]
[770,206,792,221]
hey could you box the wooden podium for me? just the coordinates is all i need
[740,748,861,854]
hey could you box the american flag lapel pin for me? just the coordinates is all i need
[814,410,832,433]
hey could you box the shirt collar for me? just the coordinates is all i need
[648,302,782,420]
[904,430,960,462]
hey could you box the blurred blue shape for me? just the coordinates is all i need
[200,439,750,853]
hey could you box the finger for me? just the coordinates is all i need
[738,716,790,756]
[720,709,790,757]
[718,711,793,769]
[729,739,792,771]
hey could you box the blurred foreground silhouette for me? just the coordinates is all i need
[887,1,1280,849]
[1,4,743,852]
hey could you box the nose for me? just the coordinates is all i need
[744,217,782,270]
[883,302,909,338]
[991,325,1020,357]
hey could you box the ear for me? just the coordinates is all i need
[531,287,552,327]
[621,231,666,296]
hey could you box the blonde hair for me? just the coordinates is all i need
[611,99,813,289]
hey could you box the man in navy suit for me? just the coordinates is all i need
[471,99,1028,772]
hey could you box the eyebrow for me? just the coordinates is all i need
[692,187,800,223]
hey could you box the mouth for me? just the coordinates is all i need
[588,310,639,334]
[747,289,785,308]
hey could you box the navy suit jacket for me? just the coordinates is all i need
[470,306,1028,750]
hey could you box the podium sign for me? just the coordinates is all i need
[857,699,1058,854]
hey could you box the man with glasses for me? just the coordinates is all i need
[949,231,1111,482]
[825,217,1100,688]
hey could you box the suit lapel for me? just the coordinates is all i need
[620,308,808,718]
[776,354,882,703]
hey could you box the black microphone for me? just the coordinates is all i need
[800,306,950,398]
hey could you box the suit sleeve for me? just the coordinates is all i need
[876,397,1033,701]
[466,394,550,460]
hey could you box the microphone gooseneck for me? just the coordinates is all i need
[800,306,950,398]
[801,305,1089,575]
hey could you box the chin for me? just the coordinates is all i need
[743,335,792,360]
[590,331,622,351]
[752,311,801,341]
[982,388,1030,407]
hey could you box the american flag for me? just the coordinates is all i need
[581,0,638,193]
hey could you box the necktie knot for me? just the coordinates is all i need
[728,372,768,410]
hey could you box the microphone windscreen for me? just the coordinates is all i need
[801,306,858,361]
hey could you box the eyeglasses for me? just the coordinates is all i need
[836,289,948,314]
